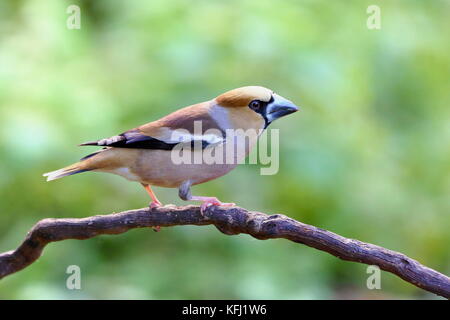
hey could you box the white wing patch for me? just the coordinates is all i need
[165,123,224,146]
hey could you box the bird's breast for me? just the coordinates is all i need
[124,148,239,188]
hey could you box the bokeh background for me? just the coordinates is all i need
[0,0,449,299]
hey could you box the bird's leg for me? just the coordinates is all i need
[141,183,162,232]
[142,183,162,208]
[179,180,235,215]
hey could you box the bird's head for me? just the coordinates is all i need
[215,86,299,128]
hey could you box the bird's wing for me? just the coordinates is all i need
[80,101,225,150]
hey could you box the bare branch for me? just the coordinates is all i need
[0,205,448,298]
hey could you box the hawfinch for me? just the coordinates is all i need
[44,86,299,212]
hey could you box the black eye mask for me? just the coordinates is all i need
[248,96,274,128]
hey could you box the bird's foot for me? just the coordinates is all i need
[148,200,163,232]
[149,200,162,209]
[196,197,235,215]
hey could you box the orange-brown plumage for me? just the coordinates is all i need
[216,86,272,108]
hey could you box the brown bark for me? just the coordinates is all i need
[0,205,448,298]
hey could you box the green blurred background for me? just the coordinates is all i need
[0,0,449,299]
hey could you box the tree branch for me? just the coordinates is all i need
[0,205,448,298]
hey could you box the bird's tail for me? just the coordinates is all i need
[43,150,103,181]
[43,162,90,182]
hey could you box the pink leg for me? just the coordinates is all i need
[190,196,235,214]
[142,184,163,208]
[142,184,162,232]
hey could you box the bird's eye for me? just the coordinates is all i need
[249,100,261,110]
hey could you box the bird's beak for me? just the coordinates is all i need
[265,94,299,123]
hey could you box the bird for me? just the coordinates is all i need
[44,86,299,213]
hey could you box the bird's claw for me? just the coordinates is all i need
[200,197,235,215]
[149,201,162,209]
